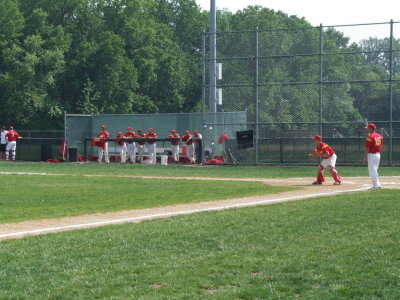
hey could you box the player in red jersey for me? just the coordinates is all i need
[364,123,383,189]
[167,129,180,162]
[147,128,157,164]
[181,130,195,163]
[5,126,21,161]
[97,125,110,163]
[114,131,127,163]
[309,135,342,185]
[137,129,147,164]
[125,127,137,163]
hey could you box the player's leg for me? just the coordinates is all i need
[327,154,342,185]
[104,143,109,163]
[368,153,381,188]
[313,165,325,184]
[98,146,103,163]
[151,144,157,164]
[132,144,137,163]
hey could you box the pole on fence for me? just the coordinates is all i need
[388,20,394,166]
[319,24,324,136]
[255,27,260,164]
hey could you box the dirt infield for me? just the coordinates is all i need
[1,176,399,241]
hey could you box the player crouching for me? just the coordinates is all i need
[309,135,342,185]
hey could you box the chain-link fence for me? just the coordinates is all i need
[203,21,400,165]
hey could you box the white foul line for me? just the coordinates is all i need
[0,187,369,239]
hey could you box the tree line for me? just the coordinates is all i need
[0,1,398,129]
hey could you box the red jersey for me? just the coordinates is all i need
[365,132,383,153]
[97,130,110,147]
[114,135,126,146]
[167,133,180,146]
[138,133,147,145]
[315,142,335,159]
[6,130,20,142]
[147,132,157,144]
[125,131,137,144]
[182,134,193,145]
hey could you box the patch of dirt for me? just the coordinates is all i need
[1,176,399,240]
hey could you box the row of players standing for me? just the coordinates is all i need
[95,125,202,164]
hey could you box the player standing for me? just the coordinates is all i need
[0,126,8,160]
[5,126,21,161]
[309,135,342,185]
[167,129,180,162]
[97,125,110,163]
[137,129,147,164]
[114,131,127,163]
[181,130,195,163]
[147,128,157,164]
[125,127,137,163]
[364,123,383,189]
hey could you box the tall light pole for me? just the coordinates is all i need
[209,0,217,113]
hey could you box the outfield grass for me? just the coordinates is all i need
[0,161,399,178]
[0,174,295,224]
[1,190,399,299]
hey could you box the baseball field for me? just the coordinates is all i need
[0,161,399,299]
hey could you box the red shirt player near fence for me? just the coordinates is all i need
[114,131,127,163]
[309,135,342,185]
[97,125,110,163]
[5,126,21,161]
[147,128,157,164]
[125,127,137,163]
[181,130,195,163]
[137,129,147,164]
[364,123,383,189]
[167,129,180,162]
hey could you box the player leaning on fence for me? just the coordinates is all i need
[364,123,383,189]
[309,135,342,185]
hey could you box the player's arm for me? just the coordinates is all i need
[308,148,319,158]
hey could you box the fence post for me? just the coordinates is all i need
[319,24,324,136]
[255,27,260,164]
[388,20,394,166]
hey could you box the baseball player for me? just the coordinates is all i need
[0,126,8,160]
[125,127,137,163]
[309,135,342,185]
[181,130,195,163]
[97,125,110,163]
[137,129,147,164]
[192,130,203,164]
[147,128,157,164]
[114,131,127,163]
[5,126,21,161]
[364,123,383,189]
[167,129,180,162]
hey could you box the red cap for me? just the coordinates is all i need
[314,135,322,141]
[127,127,132,130]
[101,125,107,129]
[193,130,199,134]
[171,129,176,133]
[185,130,190,134]
[138,129,142,132]
[9,126,14,129]
[148,128,153,132]
[365,123,376,130]
[118,131,123,135]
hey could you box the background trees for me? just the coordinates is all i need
[0,1,397,128]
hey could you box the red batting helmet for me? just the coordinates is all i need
[314,135,322,141]
[365,123,376,130]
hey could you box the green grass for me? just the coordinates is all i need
[0,174,294,224]
[1,190,399,299]
[0,161,399,178]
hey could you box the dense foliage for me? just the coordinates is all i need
[0,1,398,128]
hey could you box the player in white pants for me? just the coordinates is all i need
[147,128,157,164]
[364,123,383,189]
[115,132,127,163]
[5,126,21,161]
[97,125,110,163]
[167,130,180,162]
[137,129,146,164]
[125,127,137,163]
